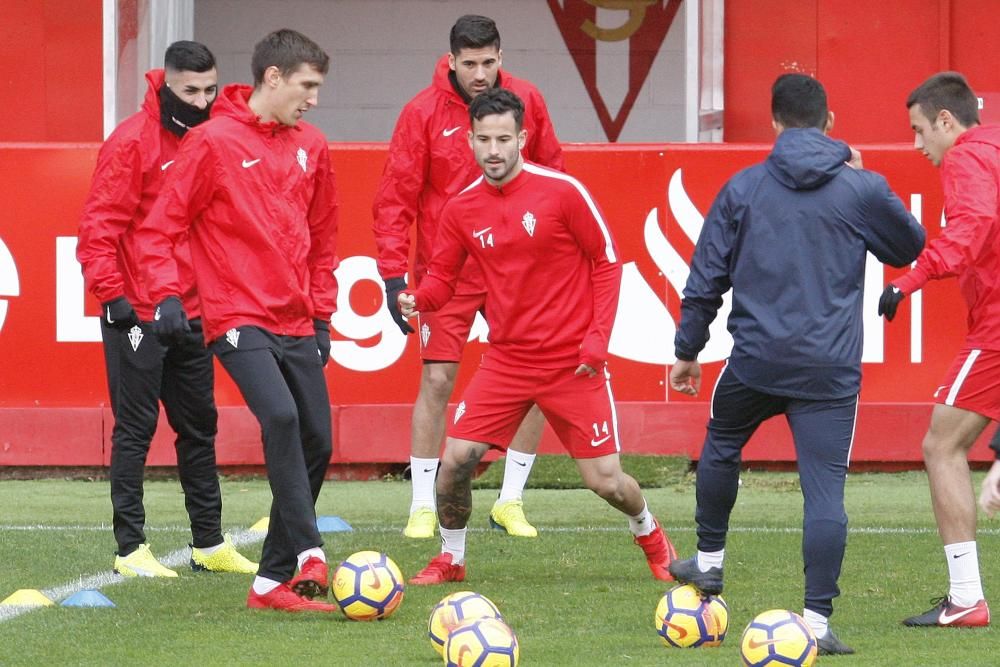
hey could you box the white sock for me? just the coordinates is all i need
[440,526,467,564]
[195,541,225,556]
[252,576,281,595]
[498,450,536,502]
[296,547,325,570]
[945,541,984,607]
[628,502,655,537]
[410,456,439,513]
[803,608,829,639]
[697,549,725,571]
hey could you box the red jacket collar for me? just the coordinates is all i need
[141,69,166,121]
[212,83,300,134]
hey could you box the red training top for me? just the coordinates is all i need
[895,125,1000,350]
[413,162,621,369]
[372,54,564,292]
[134,83,340,343]
[77,69,200,320]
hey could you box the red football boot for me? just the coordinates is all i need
[246,583,337,613]
[634,521,678,582]
[289,556,329,599]
[903,596,990,627]
[409,553,466,585]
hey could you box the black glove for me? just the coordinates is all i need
[153,296,190,343]
[314,318,331,367]
[878,283,905,322]
[384,276,414,335]
[102,296,139,330]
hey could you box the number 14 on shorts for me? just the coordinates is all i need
[591,421,611,447]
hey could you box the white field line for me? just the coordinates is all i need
[0,529,264,623]
[3,523,998,624]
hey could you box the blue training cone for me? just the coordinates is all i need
[61,589,115,608]
[316,516,353,532]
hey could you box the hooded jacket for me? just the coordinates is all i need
[77,69,200,320]
[893,125,1000,351]
[135,83,339,343]
[676,128,926,399]
[372,55,564,290]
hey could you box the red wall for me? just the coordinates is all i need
[0,0,103,142]
[724,0,1000,143]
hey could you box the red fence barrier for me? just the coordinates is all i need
[0,142,994,467]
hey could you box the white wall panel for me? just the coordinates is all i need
[194,0,691,142]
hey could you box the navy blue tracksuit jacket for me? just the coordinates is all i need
[675,128,926,398]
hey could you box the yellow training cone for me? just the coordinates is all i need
[249,517,270,534]
[1,589,53,607]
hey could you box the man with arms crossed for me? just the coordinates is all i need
[669,74,925,653]
[399,88,677,585]
[136,30,339,612]
[77,40,256,577]
[373,15,564,539]
[881,71,1000,628]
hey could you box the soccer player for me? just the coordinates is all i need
[668,74,925,654]
[373,15,564,539]
[134,30,339,613]
[399,87,677,585]
[880,71,1000,628]
[76,41,257,578]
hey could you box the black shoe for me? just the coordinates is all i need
[666,555,723,595]
[902,596,990,627]
[816,628,855,656]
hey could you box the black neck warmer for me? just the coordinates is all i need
[159,84,212,137]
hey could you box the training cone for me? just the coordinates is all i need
[249,517,270,534]
[61,590,116,608]
[316,516,352,532]
[1,589,54,607]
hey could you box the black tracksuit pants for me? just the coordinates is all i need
[695,365,857,618]
[101,318,222,556]
[211,326,332,583]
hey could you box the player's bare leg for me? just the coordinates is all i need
[404,361,459,538]
[904,404,992,627]
[576,453,677,581]
[922,405,988,544]
[410,437,490,584]
[490,405,543,537]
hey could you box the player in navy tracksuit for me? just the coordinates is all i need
[666,74,926,656]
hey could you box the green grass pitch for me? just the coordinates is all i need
[0,462,997,665]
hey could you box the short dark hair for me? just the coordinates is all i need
[251,29,329,87]
[771,73,828,130]
[907,72,980,128]
[469,87,524,130]
[164,40,215,73]
[450,15,501,54]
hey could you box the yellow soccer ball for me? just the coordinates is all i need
[330,550,404,621]
[444,616,519,667]
[429,591,504,656]
[739,609,818,667]
[654,584,729,648]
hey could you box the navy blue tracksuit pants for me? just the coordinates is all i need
[696,366,857,617]
[211,326,332,583]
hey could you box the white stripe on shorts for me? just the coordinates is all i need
[945,349,981,406]
[603,367,621,452]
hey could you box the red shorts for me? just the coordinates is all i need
[447,361,621,459]
[933,348,1000,420]
[417,291,485,362]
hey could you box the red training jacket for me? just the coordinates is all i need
[134,83,340,343]
[77,69,200,320]
[894,125,1000,350]
[372,55,564,291]
[413,162,621,369]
